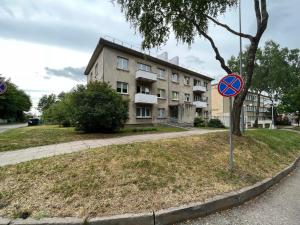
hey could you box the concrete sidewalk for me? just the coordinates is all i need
[0,129,224,167]
[0,123,27,133]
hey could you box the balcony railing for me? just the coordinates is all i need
[135,93,157,104]
[193,85,207,93]
[136,70,157,82]
[193,101,208,108]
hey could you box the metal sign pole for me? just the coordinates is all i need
[229,97,234,171]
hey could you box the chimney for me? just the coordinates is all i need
[169,56,179,65]
[157,52,168,61]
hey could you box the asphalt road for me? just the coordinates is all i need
[0,123,27,133]
[178,164,300,225]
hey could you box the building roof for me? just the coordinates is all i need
[84,38,214,81]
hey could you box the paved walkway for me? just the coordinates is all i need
[178,161,300,225]
[0,129,224,167]
[0,123,27,133]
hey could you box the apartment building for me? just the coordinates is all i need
[84,38,213,126]
[211,84,272,128]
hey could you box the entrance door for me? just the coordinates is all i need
[170,106,178,122]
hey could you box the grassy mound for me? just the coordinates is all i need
[0,130,299,219]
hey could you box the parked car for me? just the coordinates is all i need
[28,118,40,126]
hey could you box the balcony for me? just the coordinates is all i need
[135,93,157,104]
[193,85,206,93]
[193,101,208,108]
[136,70,157,82]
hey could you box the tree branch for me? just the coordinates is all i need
[254,0,262,31]
[205,15,254,41]
[194,24,232,74]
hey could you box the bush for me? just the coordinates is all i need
[194,116,205,127]
[61,120,71,127]
[207,119,225,128]
[71,82,129,133]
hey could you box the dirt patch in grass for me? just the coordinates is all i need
[0,125,185,152]
[0,130,299,219]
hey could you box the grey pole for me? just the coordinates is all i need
[272,103,274,129]
[229,97,234,171]
[239,0,245,133]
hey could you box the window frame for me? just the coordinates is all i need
[116,81,128,94]
[157,68,166,80]
[117,56,129,71]
[137,62,151,72]
[136,107,151,118]
[172,91,179,101]
[157,88,166,99]
[184,93,191,102]
[157,108,166,118]
[184,76,190,86]
[171,72,179,83]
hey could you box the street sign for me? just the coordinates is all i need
[0,81,7,95]
[218,74,243,97]
[217,73,244,171]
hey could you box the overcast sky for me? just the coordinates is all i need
[0,0,299,113]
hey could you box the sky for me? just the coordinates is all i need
[0,0,299,113]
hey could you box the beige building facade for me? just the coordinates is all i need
[211,84,272,128]
[84,38,213,126]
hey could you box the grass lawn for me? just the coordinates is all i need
[293,126,300,131]
[0,125,185,152]
[0,130,299,219]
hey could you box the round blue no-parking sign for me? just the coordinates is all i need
[218,74,243,97]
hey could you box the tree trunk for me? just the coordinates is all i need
[254,92,261,127]
[232,0,269,136]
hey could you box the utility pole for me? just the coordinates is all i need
[239,0,245,133]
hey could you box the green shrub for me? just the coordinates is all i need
[194,117,205,127]
[207,119,225,128]
[61,120,71,127]
[71,82,129,133]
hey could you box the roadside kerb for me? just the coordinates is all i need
[1,156,299,225]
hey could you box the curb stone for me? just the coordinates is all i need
[88,213,154,225]
[1,156,299,225]
[0,218,10,225]
[10,217,84,225]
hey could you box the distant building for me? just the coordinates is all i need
[84,37,213,126]
[211,84,272,128]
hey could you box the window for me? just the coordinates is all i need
[137,63,151,72]
[157,89,166,98]
[194,95,202,101]
[184,76,190,85]
[204,82,208,90]
[158,108,166,118]
[117,82,128,94]
[95,63,98,77]
[117,57,129,70]
[194,79,201,86]
[137,85,150,94]
[136,107,151,118]
[157,68,166,79]
[184,93,191,102]
[171,73,179,83]
[172,91,179,100]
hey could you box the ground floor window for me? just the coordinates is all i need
[136,107,151,118]
[157,108,166,118]
[117,82,128,94]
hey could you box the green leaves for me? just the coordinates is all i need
[117,0,237,49]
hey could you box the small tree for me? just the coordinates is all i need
[71,82,129,133]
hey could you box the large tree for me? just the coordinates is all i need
[228,41,295,127]
[37,94,57,113]
[0,79,32,121]
[116,0,269,135]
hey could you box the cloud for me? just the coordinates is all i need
[185,55,205,65]
[45,66,85,81]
